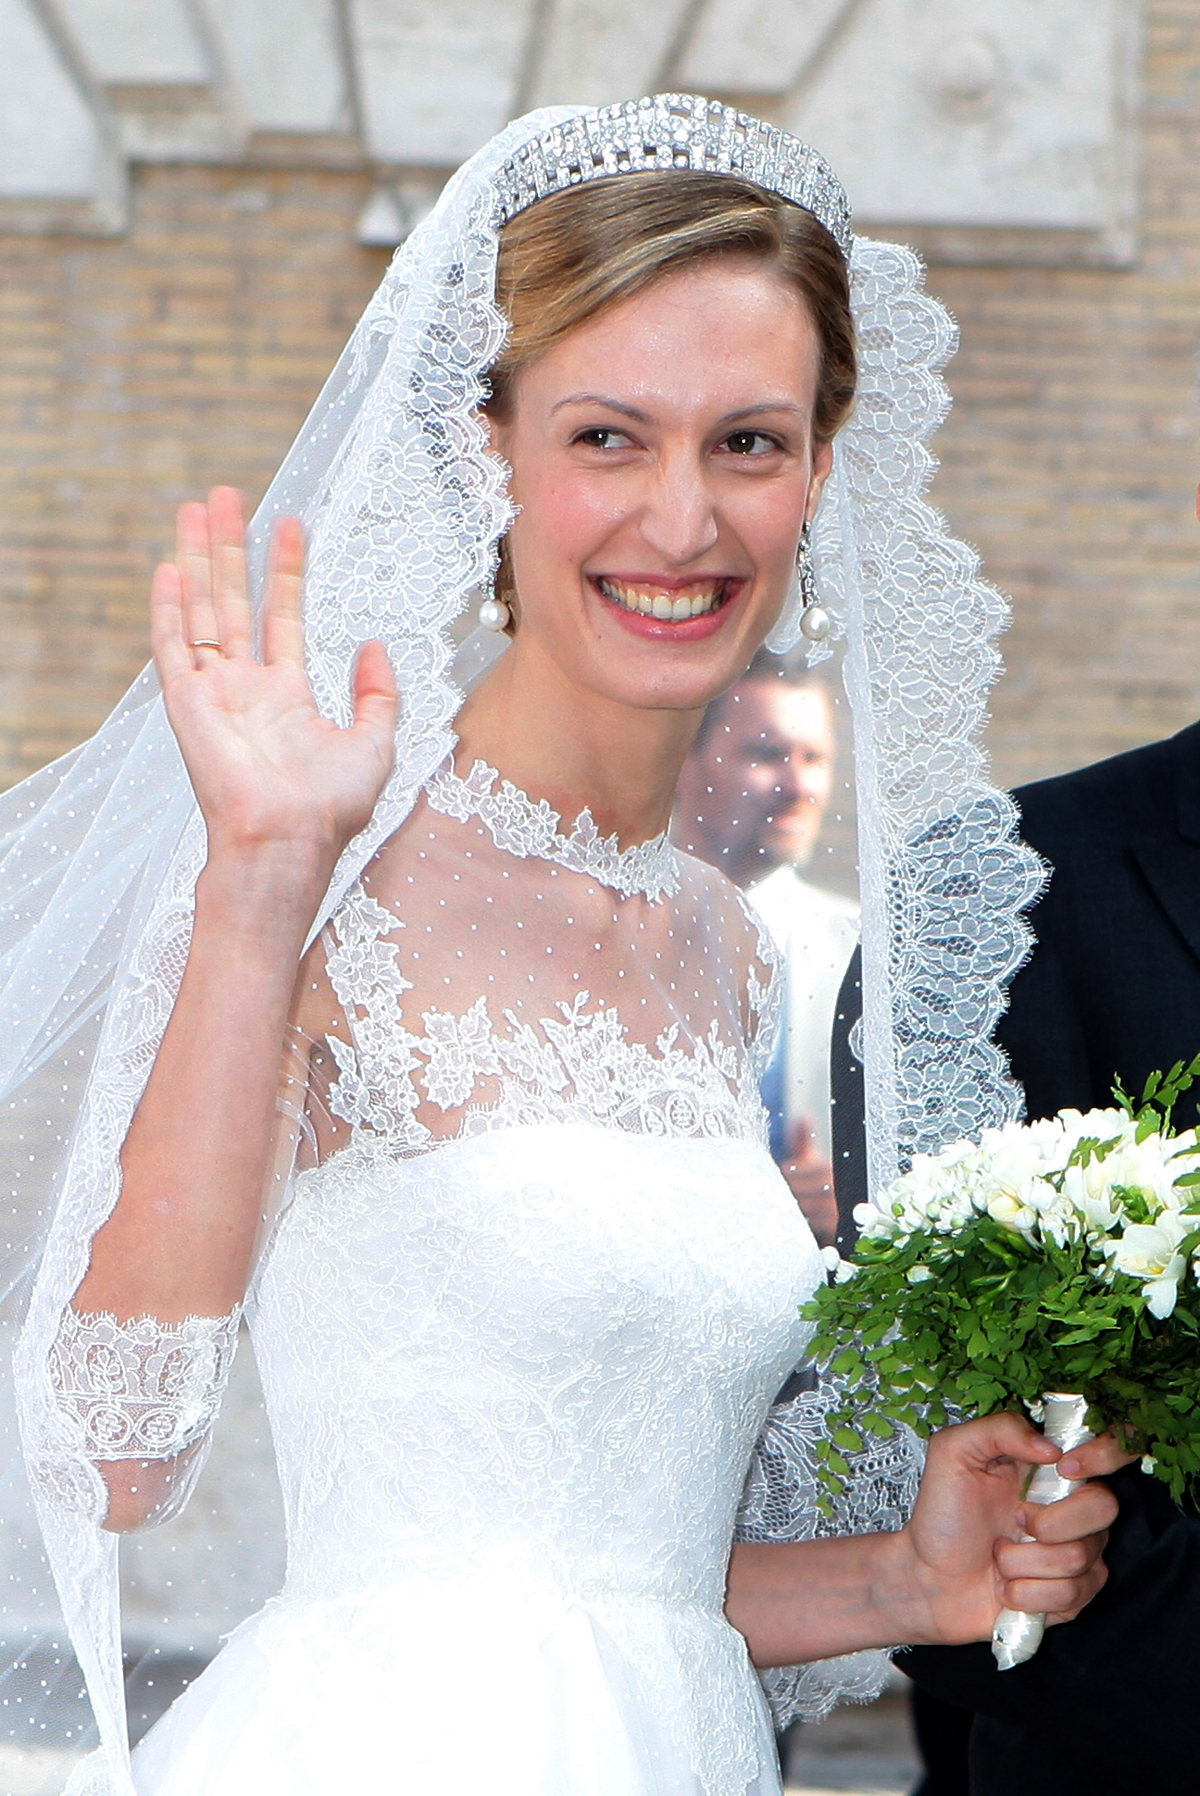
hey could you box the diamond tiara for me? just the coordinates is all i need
[495,93,852,259]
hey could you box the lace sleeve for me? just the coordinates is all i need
[735,1370,924,1727]
[47,1304,242,1524]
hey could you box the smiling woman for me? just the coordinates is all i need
[457,250,835,841]
[0,95,1120,1796]
[485,170,855,643]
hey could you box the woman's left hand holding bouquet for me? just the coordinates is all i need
[74,489,397,1530]
[899,1412,1127,1646]
[728,1411,1126,1666]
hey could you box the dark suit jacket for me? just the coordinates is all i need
[834,723,1200,1795]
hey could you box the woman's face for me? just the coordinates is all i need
[488,255,835,715]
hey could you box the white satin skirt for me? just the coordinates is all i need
[128,1573,784,1796]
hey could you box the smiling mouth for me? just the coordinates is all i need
[595,577,733,622]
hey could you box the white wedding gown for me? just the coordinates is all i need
[108,760,825,1796]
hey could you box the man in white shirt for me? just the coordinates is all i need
[674,652,859,1245]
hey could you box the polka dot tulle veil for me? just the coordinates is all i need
[0,96,1037,1793]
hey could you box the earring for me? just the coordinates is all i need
[796,523,831,644]
[478,591,510,631]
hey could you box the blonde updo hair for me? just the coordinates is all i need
[483,170,857,615]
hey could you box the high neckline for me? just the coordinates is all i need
[424,756,680,903]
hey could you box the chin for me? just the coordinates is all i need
[574,656,744,716]
[766,833,817,871]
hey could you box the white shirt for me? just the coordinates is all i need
[748,864,860,1159]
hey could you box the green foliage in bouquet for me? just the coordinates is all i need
[805,1057,1200,1512]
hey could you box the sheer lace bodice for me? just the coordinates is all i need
[297,758,780,1168]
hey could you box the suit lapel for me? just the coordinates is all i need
[1131,833,1200,968]
[1174,720,1200,846]
[1131,724,1200,968]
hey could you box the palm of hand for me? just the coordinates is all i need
[153,491,397,869]
[166,654,392,856]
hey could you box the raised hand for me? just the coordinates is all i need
[904,1413,1126,1645]
[152,487,397,875]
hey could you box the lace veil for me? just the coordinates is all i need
[0,95,1041,1787]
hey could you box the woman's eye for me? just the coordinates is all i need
[574,427,631,450]
[722,431,779,457]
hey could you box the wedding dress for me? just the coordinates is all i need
[125,761,818,1796]
[1,96,1040,1796]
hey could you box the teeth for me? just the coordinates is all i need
[598,578,726,621]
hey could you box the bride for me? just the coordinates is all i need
[9,97,1122,1796]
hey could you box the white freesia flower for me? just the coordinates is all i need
[1117,1209,1191,1262]
[985,1189,1039,1235]
[852,1201,898,1240]
[1023,1177,1081,1246]
[1105,1217,1191,1317]
[1097,1132,1184,1214]
[882,1138,995,1235]
[867,1105,1200,1288]
[980,1118,1068,1185]
[1145,1265,1186,1319]
[1060,1161,1123,1238]
[1056,1107,1131,1149]
[971,1124,1071,1237]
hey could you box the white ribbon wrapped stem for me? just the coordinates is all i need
[992,1392,1094,1669]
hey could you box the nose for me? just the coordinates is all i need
[637,449,720,567]
[772,757,804,810]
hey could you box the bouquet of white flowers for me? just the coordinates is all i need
[807,1058,1200,1666]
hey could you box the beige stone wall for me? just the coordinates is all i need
[1,0,1198,795]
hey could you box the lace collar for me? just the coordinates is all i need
[424,756,680,903]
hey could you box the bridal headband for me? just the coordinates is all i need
[494,92,854,255]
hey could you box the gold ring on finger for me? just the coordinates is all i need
[191,639,223,651]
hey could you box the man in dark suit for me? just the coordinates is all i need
[833,717,1200,1793]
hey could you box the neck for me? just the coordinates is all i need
[454,636,703,846]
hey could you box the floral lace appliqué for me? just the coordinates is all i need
[426,757,681,903]
[48,1305,242,1460]
[322,885,769,1157]
[736,1370,924,1726]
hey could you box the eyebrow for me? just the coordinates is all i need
[550,392,805,425]
[550,393,651,421]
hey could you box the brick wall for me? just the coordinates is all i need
[923,0,1200,790]
[0,165,386,787]
[1,0,1198,795]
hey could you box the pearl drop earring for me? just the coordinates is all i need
[796,523,831,644]
[478,593,510,631]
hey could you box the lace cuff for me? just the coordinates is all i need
[48,1304,242,1461]
[736,1370,924,1727]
